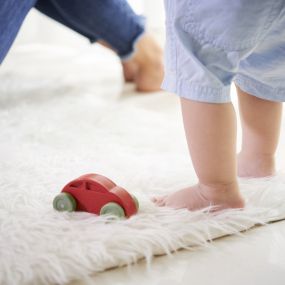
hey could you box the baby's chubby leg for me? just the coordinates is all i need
[153,98,244,211]
[156,0,278,211]
[237,86,283,177]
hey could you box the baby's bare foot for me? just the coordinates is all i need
[238,152,276,178]
[152,182,245,212]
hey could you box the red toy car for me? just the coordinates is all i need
[53,173,139,218]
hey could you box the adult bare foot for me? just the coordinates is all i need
[152,182,245,212]
[99,34,164,92]
[121,33,164,91]
[122,60,138,82]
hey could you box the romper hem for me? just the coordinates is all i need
[235,74,285,102]
[161,76,231,103]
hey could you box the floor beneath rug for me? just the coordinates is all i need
[71,220,285,285]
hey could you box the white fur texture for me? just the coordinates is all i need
[1,45,285,285]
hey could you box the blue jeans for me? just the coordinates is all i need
[0,0,145,64]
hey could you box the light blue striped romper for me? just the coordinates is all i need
[162,0,285,103]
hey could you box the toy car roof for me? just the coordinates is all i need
[65,173,116,193]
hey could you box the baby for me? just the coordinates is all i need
[153,0,285,211]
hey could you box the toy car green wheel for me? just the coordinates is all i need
[53,193,77,212]
[132,195,139,211]
[100,202,125,218]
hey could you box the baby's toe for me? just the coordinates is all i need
[157,197,167,207]
[151,195,167,206]
[151,196,159,203]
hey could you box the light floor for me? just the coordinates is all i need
[69,220,285,285]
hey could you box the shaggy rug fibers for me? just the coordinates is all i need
[1,44,285,285]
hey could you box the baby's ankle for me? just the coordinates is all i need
[238,152,276,178]
[198,180,244,209]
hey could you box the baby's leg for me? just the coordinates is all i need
[153,98,244,211]
[237,86,283,177]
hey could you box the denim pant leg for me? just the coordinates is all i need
[0,0,37,64]
[35,0,145,59]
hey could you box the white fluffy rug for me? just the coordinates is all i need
[1,44,285,285]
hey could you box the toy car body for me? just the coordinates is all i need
[53,173,139,218]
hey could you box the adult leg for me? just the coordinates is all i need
[35,0,163,91]
[0,0,37,64]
